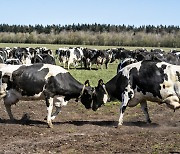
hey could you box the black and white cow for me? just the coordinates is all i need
[13,47,32,64]
[92,60,180,126]
[117,58,137,74]
[0,63,93,128]
[56,47,84,69]
[56,48,70,68]
[5,58,21,65]
[82,48,98,69]
[67,47,84,69]
[96,49,113,69]
[82,48,113,70]
[32,54,56,65]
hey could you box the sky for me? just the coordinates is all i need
[0,0,179,27]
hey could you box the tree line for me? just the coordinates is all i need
[0,23,180,47]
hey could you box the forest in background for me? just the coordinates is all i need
[0,23,180,47]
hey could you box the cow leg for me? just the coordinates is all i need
[44,106,61,121]
[100,64,103,70]
[105,62,108,69]
[0,77,6,98]
[83,60,87,69]
[63,62,66,68]
[163,95,180,110]
[4,104,15,120]
[118,103,127,126]
[89,62,92,70]
[3,92,19,121]
[51,106,61,120]
[74,62,77,69]
[0,77,3,94]
[46,97,54,128]
[81,60,83,68]
[140,101,151,123]
[67,62,70,70]
[118,88,134,126]
[51,97,68,120]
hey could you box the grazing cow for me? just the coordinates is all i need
[92,60,180,126]
[0,63,93,128]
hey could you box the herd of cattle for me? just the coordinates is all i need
[1,46,180,69]
[0,46,180,128]
[0,47,55,65]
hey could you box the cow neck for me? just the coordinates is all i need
[78,84,86,99]
[63,73,85,98]
[70,82,84,98]
[105,74,119,99]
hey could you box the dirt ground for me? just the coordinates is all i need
[0,99,179,154]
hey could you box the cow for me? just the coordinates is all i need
[0,63,94,128]
[92,60,180,126]
[5,58,21,65]
[67,47,84,69]
[117,58,137,74]
[32,54,56,65]
[56,47,84,69]
[12,47,32,64]
[82,48,113,70]
[96,49,113,69]
[56,48,70,68]
[82,48,98,69]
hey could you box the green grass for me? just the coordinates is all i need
[69,63,118,86]
[1,43,180,52]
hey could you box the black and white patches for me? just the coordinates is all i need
[11,64,49,96]
[92,60,180,126]
[130,61,167,98]
[0,63,94,128]
[117,58,137,73]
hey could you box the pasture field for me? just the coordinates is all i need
[0,43,179,153]
[1,42,180,51]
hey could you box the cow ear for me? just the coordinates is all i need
[98,79,104,86]
[84,80,90,86]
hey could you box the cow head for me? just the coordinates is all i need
[80,80,94,109]
[92,79,109,111]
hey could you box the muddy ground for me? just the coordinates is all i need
[0,100,179,154]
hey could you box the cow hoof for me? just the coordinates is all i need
[118,123,123,126]
[9,117,16,121]
[147,119,152,124]
[47,122,53,128]
[9,118,17,123]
